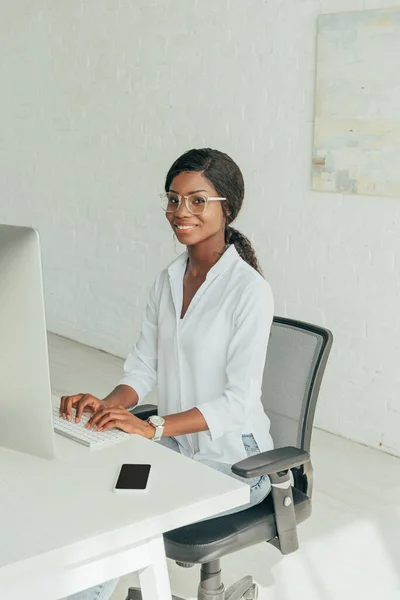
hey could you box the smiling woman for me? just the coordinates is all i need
[163,148,263,274]
[62,148,274,600]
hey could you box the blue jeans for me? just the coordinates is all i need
[67,434,271,600]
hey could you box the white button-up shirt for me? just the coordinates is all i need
[119,245,274,465]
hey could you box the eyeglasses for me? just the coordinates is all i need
[160,192,226,215]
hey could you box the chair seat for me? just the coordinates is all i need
[164,487,311,564]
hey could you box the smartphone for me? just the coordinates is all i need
[114,464,151,493]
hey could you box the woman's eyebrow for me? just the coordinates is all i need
[169,188,209,194]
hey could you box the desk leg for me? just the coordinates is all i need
[138,535,172,600]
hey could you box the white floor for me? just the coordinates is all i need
[48,333,400,600]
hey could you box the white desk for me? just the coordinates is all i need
[0,433,249,600]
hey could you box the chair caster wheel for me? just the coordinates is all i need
[243,583,258,599]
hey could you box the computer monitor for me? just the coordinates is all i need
[0,224,55,459]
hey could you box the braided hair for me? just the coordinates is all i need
[165,148,262,275]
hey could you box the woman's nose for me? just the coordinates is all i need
[175,197,191,217]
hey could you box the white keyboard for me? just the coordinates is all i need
[52,405,130,448]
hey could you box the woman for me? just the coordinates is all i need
[61,148,274,600]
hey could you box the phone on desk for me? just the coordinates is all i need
[114,464,151,493]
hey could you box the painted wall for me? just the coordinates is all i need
[2,0,400,455]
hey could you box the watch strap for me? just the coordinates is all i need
[152,424,164,441]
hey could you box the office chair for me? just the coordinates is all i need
[128,317,333,600]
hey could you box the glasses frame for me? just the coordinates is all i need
[160,192,226,215]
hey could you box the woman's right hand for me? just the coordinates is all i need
[59,393,109,423]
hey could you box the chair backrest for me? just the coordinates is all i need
[262,317,333,453]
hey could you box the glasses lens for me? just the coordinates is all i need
[162,193,180,212]
[188,194,207,214]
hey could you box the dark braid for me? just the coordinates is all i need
[165,148,263,275]
[224,225,262,275]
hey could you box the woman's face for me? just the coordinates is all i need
[166,171,227,247]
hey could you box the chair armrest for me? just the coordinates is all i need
[129,404,158,421]
[231,446,310,478]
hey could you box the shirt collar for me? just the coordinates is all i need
[167,244,240,282]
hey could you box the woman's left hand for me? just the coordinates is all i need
[85,406,153,438]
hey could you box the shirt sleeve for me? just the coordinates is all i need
[196,278,274,441]
[118,278,159,404]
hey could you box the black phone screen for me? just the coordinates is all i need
[115,464,151,490]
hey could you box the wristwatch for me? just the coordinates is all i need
[147,415,165,441]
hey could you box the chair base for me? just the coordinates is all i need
[224,577,258,600]
[197,576,257,600]
[126,576,258,599]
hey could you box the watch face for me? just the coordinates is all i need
[151,416,165,427]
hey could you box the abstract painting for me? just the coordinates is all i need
[312,9,400,198]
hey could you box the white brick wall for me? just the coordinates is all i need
[1,0,400,456]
